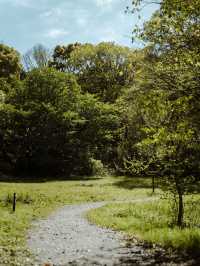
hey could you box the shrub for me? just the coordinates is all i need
[89,158,108,176]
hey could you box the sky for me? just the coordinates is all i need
[0,0,158,54]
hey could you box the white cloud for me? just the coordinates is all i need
[0,0,34,8]
[42,10,52,17]
[41,7,62,18]
[45,28,69,39]
[98,28,120,43]
[95,0,114,7]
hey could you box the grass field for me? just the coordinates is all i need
[88,194,200,253]
[1,175,199,265]
[0,176,155,265]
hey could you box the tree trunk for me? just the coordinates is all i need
[177,191,184,227]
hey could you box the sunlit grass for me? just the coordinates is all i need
[87,195,200,252]
[0,176,154,265]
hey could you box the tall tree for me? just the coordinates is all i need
[50,42,138,102]
[49,42,81,72]
[120,0,200,226]
[0,44,22,80]
[1,66,120,177]
[23,44,51,71]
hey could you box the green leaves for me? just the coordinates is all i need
[0,44,22,80]
[118,2,200,226]
[51,42,138,103]
[0,63,121,177]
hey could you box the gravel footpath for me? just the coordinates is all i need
[27,201,193,266]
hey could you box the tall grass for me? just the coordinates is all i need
[87,195,200,252]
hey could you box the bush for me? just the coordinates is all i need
[89,158,108,176]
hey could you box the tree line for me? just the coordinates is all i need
[0,42,137,177]
[0,0,199,226]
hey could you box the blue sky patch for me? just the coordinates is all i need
[0,0,158,54]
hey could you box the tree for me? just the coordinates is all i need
[119,0,200,226]
[49,42,81,72]
[23,67,81,108]
[0,44,22,80]
[0,103,29,174]
[1,66,120,177]
[135,90,199,227]
[23,44,51,71]
[74,93,120,173]
[50,42,138,102]
[0,68,81,176]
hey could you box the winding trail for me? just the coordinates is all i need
[27,199,185,266]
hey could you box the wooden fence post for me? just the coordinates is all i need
[152,176,155,193]
[13,193,16,212]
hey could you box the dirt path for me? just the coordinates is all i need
[27,200,189,266]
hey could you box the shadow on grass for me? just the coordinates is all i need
[0,173,102,183]
[188,182,200,194]
[113,176,155,190]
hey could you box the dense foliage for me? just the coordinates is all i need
[0,44,22,80]
[121,0,200,226]
[0,0,199,227]
[0,67,119,176]
[50,42,138,102]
